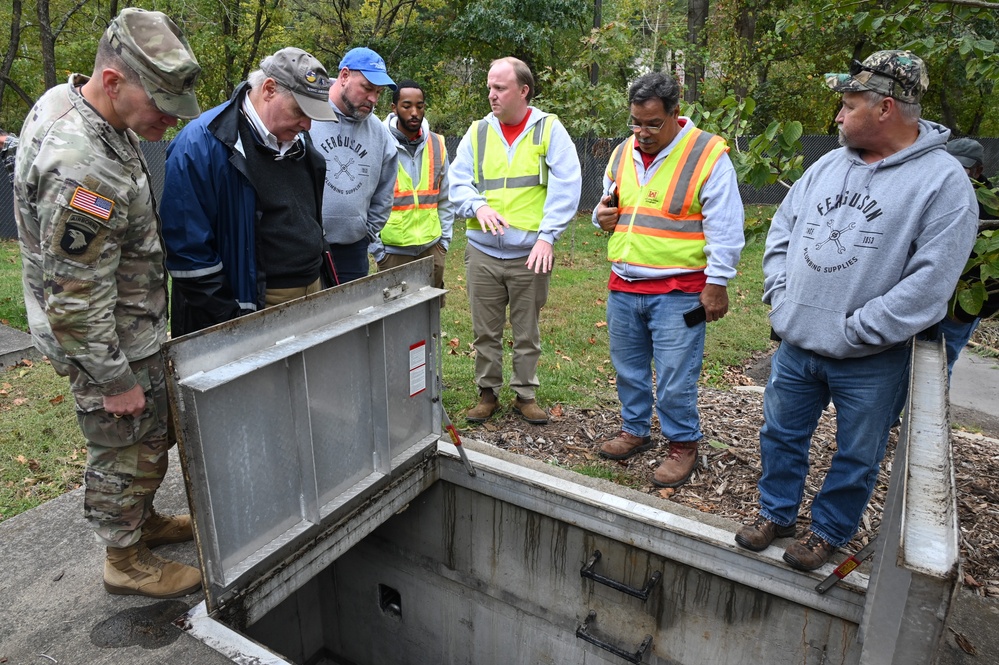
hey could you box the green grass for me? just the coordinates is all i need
[0,239,27,330]
[442,213,772,421]
[0,359,87,520]
[0,214,774,521]
[555,461,644,488]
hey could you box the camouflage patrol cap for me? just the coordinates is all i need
[106,8,201,119]
[825,50,928,104]
[260,48,338,122]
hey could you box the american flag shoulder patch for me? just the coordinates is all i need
[69,186,114,221]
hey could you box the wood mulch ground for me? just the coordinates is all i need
[466,357,999,599]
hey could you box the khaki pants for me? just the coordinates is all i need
[464,244,550,400]
[265,278,322,308]
[378,245,447,306]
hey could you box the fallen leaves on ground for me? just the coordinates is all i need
[469,384,999,599]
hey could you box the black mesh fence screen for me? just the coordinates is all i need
[3,135,998,239]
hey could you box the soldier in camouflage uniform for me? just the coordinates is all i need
[13,8,204,598]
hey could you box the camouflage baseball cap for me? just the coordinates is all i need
[261,48,338,122]
[825,50,928,104]
[106,8,201,119]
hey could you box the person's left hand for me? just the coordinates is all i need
[526,239,554,274]
[701,283,729,322]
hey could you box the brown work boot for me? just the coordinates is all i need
[466,389,499,423]
[598,430,653,460]
[735,514,797,552]
[652,440,699,488]
[513,396,549,424]
[141,510,193,548]
[104,542,202,598]
[783,532,837,571]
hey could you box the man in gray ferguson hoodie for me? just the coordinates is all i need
[734,51,978,571]
[310,47,398,284]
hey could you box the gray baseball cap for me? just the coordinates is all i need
[946,137,985,168]
[106,8,201,119]
[261,48,338,122]
[825,50,928,104]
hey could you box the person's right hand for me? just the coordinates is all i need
[103,383,146,418]
[595,194,619,233]
[475,205,510,236]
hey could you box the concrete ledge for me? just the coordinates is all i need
[0,323,39,371]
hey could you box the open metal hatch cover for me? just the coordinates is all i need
[164,261,445,618]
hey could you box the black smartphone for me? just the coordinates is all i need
[606,182,619,208]
[683,304,706,327]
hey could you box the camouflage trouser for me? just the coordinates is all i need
[73,354,172,548]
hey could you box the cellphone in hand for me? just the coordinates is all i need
[683,304,706,327]
[606,182,619,208]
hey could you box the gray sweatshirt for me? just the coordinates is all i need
[309,101,398,247]
[763,119,978,359]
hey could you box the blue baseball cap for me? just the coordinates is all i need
[338,47,396,91]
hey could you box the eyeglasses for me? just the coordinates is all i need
[627,118,666,134]
[849,60,911,93]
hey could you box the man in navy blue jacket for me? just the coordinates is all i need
[162,47,336,336]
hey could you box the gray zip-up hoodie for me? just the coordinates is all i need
[763,119,978,359]
[309,100,398,247]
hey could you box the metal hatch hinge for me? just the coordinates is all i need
[382,281,409,301]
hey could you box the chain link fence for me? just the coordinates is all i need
[3,135,998,240]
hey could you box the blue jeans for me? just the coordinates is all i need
[327,238,370,284]
[937,316,980,383]
[607,290,704,442]
[757,342,910,547]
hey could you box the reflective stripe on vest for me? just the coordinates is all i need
[606,130,728,270]
[383,133,446,247]
[469,115,554,232]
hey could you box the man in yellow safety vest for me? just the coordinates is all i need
[593,72,745,489]
[450,57,582,425]
[376,79,453,293]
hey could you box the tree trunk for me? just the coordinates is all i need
[733,0,755,98]
[36,0,57,90]
[0,0,23,115]
[685,0,708,102]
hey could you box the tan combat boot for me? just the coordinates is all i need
[141,510,194,548]
[104,542,202,598]
[466,389,499,423]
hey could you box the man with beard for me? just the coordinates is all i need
[310,47,398,284]
[735,50,978,571]
[377,80,453,292]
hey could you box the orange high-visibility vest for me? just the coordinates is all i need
[607,129,728,270]
[383,132,446,247]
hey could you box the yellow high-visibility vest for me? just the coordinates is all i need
[383,132,446,247]
[469,115,555,232]
[607,129,728,270]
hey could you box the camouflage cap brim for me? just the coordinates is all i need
[824,50,927,104]
[825,72,869,95]
[140,76,201,119]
